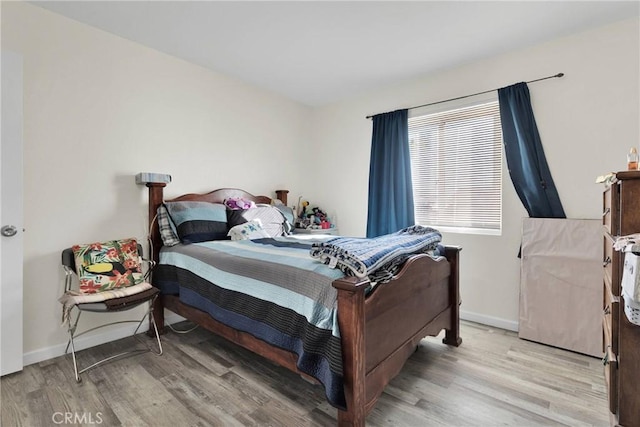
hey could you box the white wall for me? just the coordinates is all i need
[309,17,640,330]
[1,2,310,362]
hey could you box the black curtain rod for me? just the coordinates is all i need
[365,72,564,119]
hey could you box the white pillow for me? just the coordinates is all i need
[227,220,271,241]
[227,205,291,237]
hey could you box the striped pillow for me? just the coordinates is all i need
[274,204,295,234]
[164,201,228,243]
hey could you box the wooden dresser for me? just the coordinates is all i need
[602,171,640,426]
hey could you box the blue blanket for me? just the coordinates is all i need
[309,225,442,281]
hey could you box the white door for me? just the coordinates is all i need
[1,51,24,376]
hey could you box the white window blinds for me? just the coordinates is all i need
[408,99,503,234]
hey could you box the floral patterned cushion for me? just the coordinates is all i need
[72,238,144,294]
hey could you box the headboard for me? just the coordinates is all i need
[167,188,274,205]
[145,184,288,262]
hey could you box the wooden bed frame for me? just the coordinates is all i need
[145,183,461,426]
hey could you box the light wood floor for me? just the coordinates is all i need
[1,321,609,426]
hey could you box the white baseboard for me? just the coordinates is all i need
[460,309,519,332]
[22,312,185,367]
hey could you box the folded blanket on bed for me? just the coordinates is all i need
[309,225,442,281]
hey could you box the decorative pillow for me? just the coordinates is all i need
[157,205,180,247]
[227,220,271,241]
[164,201,228,243]
[227,204,290,238]
[72,238,144,294]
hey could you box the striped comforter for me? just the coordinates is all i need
[152,236,348,408]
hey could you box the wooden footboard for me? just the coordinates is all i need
[334,246,461,426]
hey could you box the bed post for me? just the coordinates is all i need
[333,276,369,427]
[147,183,165,264]
[275,189,289,206]
[442,246,462,346]
[147,182,166,335]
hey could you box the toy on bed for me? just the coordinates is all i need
[224,197,256,210]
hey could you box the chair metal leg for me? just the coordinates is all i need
[66,297,162,382]
[68,325,82,383]
[65,310,82,383]
[65,310,82,354]
[150,311,163,356]
[145,297,163,355]
[132,296,163,356]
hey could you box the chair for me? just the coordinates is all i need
[60,242,162,383]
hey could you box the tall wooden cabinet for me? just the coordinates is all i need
[602,171,640,426]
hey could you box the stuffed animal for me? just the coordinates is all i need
[224,197,256,210]
[298,200,310,218]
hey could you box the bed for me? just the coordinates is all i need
[145,184,461,426]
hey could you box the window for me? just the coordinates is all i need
[408,97,503,235]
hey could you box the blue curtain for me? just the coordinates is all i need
[366,109,415,238]
[498,83,566,218]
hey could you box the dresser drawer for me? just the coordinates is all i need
[603,234,622,296]
[603,279,620,355]
[619,179,640,235]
